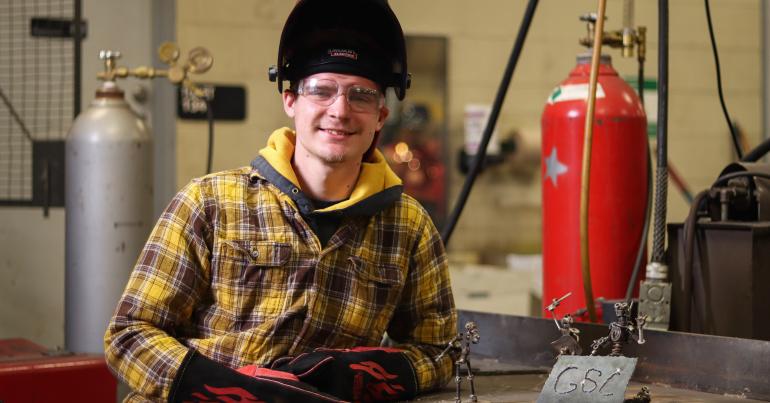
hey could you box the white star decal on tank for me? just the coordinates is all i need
[544,147,568,187]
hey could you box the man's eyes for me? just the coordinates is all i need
[303,84,378,106]
[349,88,378,102]
[349,93,377,103]
[308,86,336,97]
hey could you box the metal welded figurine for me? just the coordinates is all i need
[435,321,481,403]
[545,292,582,356]
[624,386,652,403]
[590,301,648,356]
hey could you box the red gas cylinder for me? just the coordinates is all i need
[541,54,648,318]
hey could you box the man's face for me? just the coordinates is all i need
[283,72,389,165]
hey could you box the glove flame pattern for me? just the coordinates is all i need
[169,350,344,403]
[270,347,418,402]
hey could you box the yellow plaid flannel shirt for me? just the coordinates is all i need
[105,128,457,402]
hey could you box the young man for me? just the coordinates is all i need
[104,1,457,402]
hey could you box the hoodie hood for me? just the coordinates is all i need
[252,127,403,216]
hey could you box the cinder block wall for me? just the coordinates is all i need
[176,0,762,257]
[175,1,294,186]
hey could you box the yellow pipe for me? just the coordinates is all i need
[580,0,608,323]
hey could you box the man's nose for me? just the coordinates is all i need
[327,92,352,116]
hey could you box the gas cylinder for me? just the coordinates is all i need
[65,80,153,353]
[541,54,647,317]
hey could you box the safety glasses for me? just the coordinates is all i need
[297,78,384,113]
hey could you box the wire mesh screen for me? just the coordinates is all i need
[0,0,74,202]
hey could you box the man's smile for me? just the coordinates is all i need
[319,127,356,136]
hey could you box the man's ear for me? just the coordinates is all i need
[282,90,297,118]
[376,106,390,131]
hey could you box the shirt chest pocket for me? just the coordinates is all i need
[212,240,293,324]
[334,256,405,342]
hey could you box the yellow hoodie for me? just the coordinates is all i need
[254,127,403,215]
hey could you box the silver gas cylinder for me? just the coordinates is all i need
[65,54,153,354]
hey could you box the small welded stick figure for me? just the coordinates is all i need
[435,321,481,403]
[550,313,582,356]
[546,292,582,356]
[590,301,648,357]
[624,386,652,403]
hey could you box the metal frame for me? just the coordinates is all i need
[74,0,82,117]
[0,0,81,209]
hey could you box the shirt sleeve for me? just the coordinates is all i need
[386,204,458,393]
[104,179,213,400]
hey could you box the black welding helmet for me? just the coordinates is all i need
[269,0,410,100]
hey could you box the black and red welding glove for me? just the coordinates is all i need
[271,347,417,402]
[168,350,344,403]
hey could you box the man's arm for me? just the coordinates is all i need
[386,204,458,393]
[104,180,213,399]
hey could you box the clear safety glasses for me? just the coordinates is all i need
[297,78,384,113]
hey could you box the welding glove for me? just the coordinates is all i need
[270,347,417,402]
[168,350,345,403]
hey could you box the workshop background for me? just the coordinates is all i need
[0,0,763,351]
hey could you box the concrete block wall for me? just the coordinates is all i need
[175,0,294,187]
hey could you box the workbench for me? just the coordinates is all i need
[413,311,770,402]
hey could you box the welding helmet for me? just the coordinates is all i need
[269,0,410,100]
